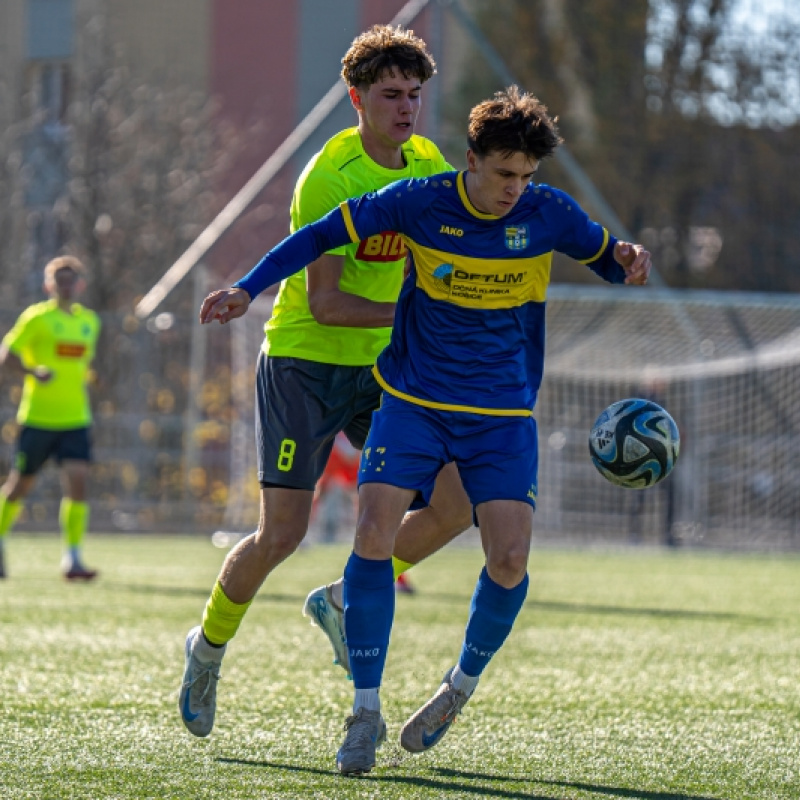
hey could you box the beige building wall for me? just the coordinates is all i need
[1,1,210,131]
[70,0,210,90]
[105,0,210,89]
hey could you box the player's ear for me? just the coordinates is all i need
[466,149,478,172]
[349,86,362,110]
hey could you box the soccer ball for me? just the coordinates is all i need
[588,398,680,489]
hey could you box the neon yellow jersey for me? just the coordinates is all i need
[264,127,451,365]
[2,300,101,429]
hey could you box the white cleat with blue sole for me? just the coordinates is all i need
[303,583,351,678]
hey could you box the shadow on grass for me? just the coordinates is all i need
[106,582,768,624]
[521,598,768,623]
[106,583,311,604]
[217,758,724,800]
[434,770,725,800]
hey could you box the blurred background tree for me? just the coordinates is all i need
[0,4,236,529]
[445,0,800,291]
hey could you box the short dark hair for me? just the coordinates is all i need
[468,86,563,161]
[341,24,436,89]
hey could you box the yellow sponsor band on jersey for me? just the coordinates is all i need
[339,201,359,243]
[372,367,534,417]
[408,242,552,308]
[577,227,609,264]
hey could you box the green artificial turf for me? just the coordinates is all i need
[1,534,798,799]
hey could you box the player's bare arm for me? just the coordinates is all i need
[0,345,53,382]
[199,287,251,325]
[306,253,395,328]
[615,241,652,286]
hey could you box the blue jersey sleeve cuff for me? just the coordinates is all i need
[585,234,626,284]
[231,208,352,299]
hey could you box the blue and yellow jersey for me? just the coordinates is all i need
[2,299,100,428]
[236,171,625,415]
[264,127,451,366]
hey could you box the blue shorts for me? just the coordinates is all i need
[359,395,538,509]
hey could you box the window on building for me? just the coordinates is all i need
[25,0,74,121]
[25,61,71,122]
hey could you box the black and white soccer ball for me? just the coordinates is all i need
[588,398,680,489]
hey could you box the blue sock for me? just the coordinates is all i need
[459,567,529,677]
[343,552,395,690]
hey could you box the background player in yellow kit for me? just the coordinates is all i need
[0,256,101,580]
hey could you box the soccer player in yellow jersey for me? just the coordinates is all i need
[0,256,101,580]
[179,25,473,738]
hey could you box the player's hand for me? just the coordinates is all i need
[615,242,651,286]
[30,366,53,383]
[199,287,251,324]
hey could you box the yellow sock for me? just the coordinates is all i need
[202,581,253,646]
[60,499,89,548]
[392,556,414,580]
[0,496,22,537]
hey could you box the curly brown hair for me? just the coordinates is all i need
[468,86,563,161]
[341,24,436,89]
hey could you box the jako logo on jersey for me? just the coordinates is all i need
[349,647,381,658]
[356,231,406,262]
[439,225,464,237]
[505,224,529,250]
[56,342,87,358]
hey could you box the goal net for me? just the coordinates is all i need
[537,284,800,549]
[216,284,800,550]
[214,294,274,541]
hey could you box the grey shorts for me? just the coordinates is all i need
[255,352,381,489]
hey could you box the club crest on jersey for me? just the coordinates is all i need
[505,225,529,251]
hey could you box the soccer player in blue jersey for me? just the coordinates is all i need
[179,25,473,741]
[200,86,651,775]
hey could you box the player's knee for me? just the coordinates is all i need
[3,473,34,501]
[353,517,395,559]
[486,549,528,588]
[252,525,306,564]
